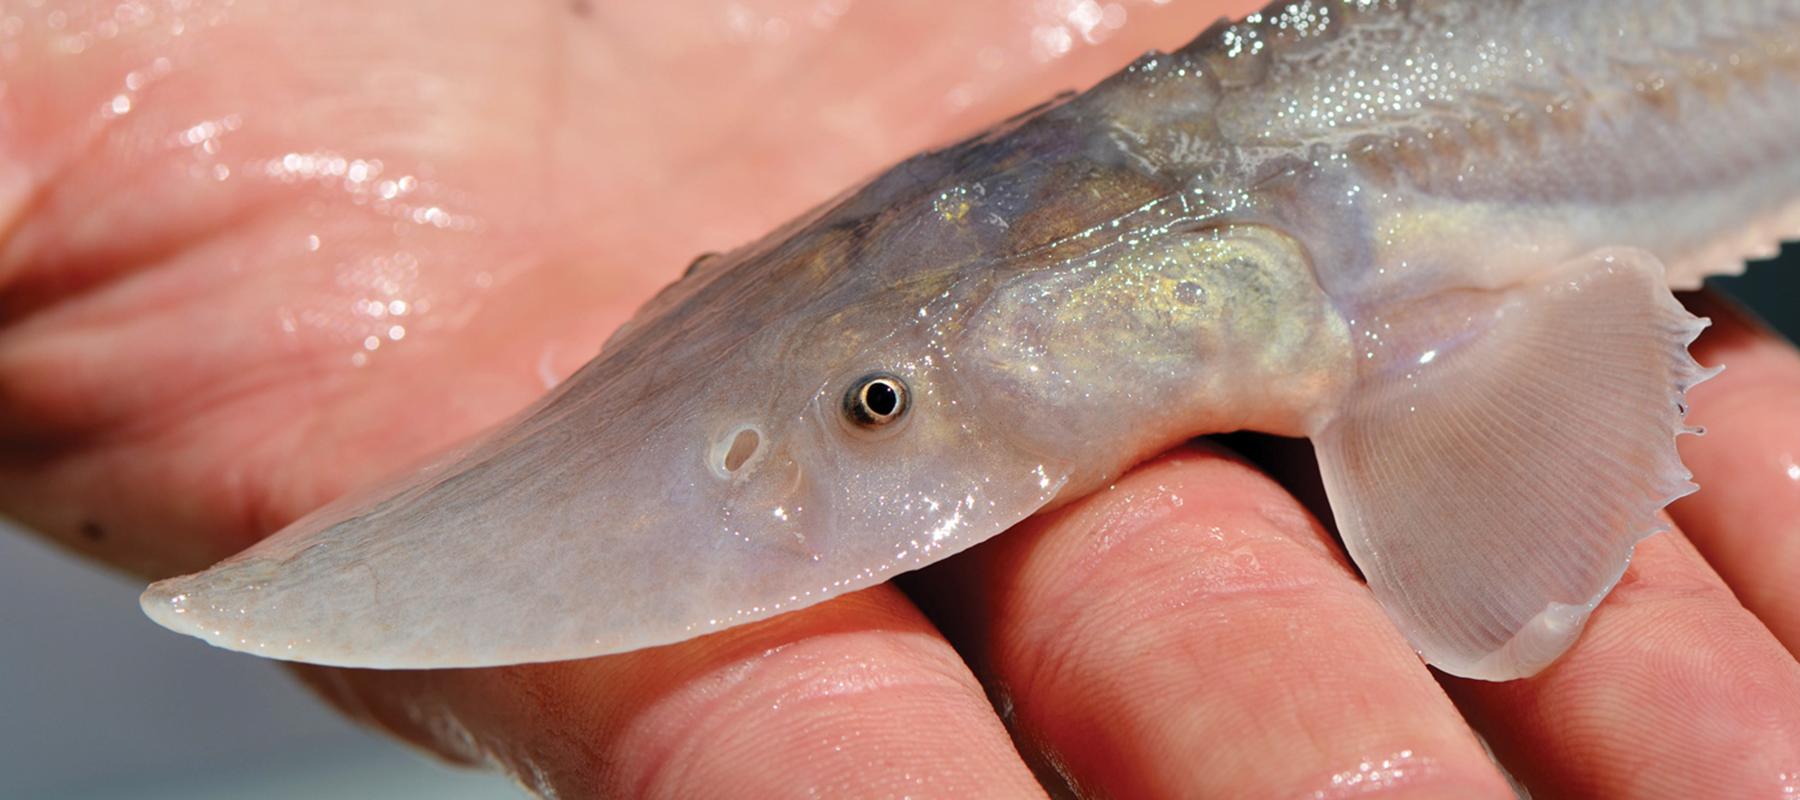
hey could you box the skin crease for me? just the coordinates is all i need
[2,0,1799,797]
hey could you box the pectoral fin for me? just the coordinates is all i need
[1314,249,1715,681]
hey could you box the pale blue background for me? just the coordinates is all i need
[0,528,519,800]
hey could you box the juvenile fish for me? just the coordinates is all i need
[143,0,1800,680]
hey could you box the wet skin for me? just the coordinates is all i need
[4,1,1799,797]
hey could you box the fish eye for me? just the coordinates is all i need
[844,373,909,428]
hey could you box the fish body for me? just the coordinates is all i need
[144,0,1800,678]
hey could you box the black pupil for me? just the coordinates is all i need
[863,381,899,417]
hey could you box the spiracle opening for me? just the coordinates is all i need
[710,425,766,479]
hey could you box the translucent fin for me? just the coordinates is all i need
[1313,249,1715,681]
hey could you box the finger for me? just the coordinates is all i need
[293,585,1045,799]
[1671,292,1800,653]
[1445,530,1800,798]
[914,444,1514,799]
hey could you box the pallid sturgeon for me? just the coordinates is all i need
[143,0,1800,680]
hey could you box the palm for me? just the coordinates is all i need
[7,2,1800,798]
[1,0,1221,572]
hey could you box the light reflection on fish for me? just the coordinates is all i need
[142,0,1800,680]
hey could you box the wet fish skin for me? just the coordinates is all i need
[143,0,1798,675]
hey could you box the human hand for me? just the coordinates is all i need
[5,1,1799,796]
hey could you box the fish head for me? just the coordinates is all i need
[140,172,1077,668]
